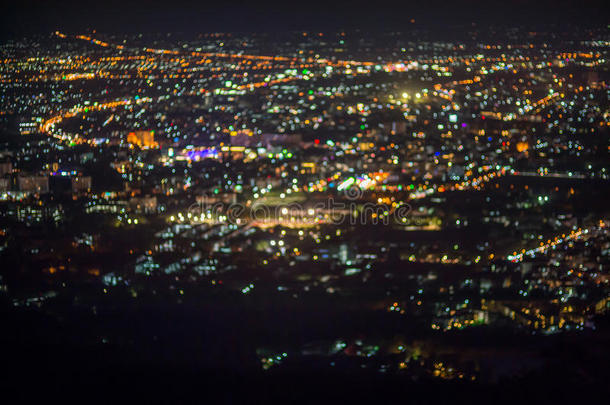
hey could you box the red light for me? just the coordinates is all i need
[314,139,320,144]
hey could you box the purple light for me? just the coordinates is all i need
[187,148,218,160]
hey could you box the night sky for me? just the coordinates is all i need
[2,0,608,37]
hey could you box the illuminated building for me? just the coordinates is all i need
[516,142,529,153]
[127,130,158,149]
[18,117,43,135]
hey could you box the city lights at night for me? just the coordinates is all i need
[0,1,609,402]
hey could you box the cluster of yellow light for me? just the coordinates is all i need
[556,52,599,59]
[507,220,607,262]
[408,167,509,200]
[516,142,529,152]
[40,97,152,144]
[524,92,561,113]
[127,130,158,149]
[75,34,124,50]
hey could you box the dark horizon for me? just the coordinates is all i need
[2,0,608,38]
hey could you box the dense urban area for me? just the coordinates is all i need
[1,25,609,401]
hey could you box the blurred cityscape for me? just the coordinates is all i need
[1,24,609,400]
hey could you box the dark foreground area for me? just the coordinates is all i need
[2,301,610,404]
